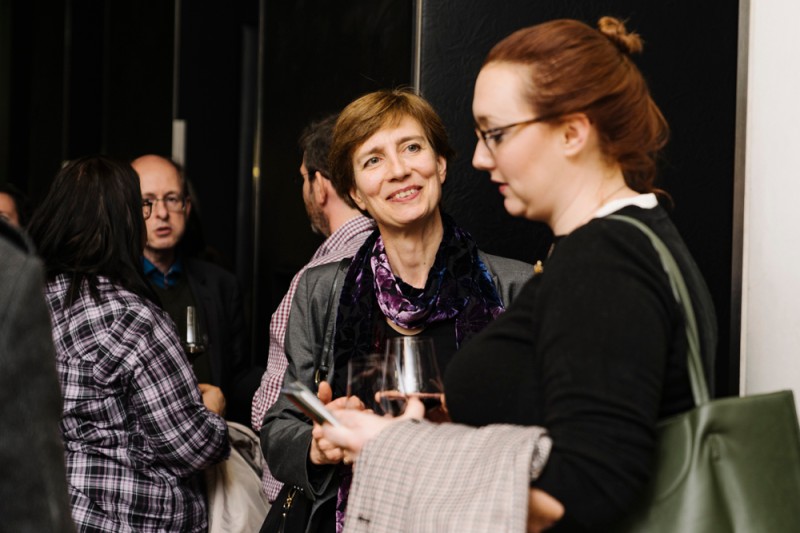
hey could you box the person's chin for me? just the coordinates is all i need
[503,198,527,219]
[147,238,178,252]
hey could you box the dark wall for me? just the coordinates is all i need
[3,1,255,254]
[177,1,259,272]
[419,1,739,396]
[255,0,413,363]
[3,0,259,358]
[5,1,68,198]
[2,1,740,394]
[4,1,175,200]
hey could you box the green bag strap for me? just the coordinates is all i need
[607,215,709,406]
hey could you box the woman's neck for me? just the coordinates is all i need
[549,165,635,236]
[378,212,444,289]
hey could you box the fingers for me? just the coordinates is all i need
[309,428,345,465]
[318,423,358,457]
[310,416,346,465]
[402,396,426,420]
[325,393,365,412]
[317,381,333,404]
[345,395,365,410]
[326,397,351,412]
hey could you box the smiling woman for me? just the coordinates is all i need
[349,116,446,268]
[259,89,533,532]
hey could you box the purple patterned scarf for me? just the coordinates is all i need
[332,213,504,397]
[332,213,505,532]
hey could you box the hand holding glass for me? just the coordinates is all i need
[378,337,445,418]
[346,353,384,412]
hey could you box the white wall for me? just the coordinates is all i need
[742,0,800,400]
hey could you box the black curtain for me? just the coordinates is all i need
[254,0,413,364]
[417,0,739,396]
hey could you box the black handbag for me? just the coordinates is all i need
[260,258,352,533]
[260,484,312,533]
[609,215,800,532]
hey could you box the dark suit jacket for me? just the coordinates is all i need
[183,258,259,425]
[0,221,75,532]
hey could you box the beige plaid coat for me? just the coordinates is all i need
[344,420,551,532]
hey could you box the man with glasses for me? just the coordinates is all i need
[133,154,253,425]
[250,114,374,502]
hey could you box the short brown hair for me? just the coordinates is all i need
[485,17,669,193]
[328,89,455,210]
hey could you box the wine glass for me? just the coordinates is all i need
[345,353,384,413]
[183,306,206,358]
[379,336,445,418]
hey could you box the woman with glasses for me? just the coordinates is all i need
[317,17,717,532]
[28,155,229,532]
[260,89,532,532]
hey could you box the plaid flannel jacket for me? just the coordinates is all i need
[46,274,230,532]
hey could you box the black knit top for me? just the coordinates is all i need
[444,204,717,531]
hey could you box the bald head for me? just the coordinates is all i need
[132,155,191,270]
[132,155,186,194]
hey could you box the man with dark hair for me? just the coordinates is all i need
[251,114,374,501]
[132,154,254,425]
[0,219,75,532]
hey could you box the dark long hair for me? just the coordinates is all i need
[28,155,156,307]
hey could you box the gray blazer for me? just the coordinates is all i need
[260,251,531,529]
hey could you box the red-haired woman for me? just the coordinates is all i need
[318,17,716,533]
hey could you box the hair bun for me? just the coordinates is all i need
[597,16,643,55]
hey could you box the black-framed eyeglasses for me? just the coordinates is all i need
[474,113,559,153]
[142,194,186,219]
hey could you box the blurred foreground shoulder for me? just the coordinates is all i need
[0,222,76,532]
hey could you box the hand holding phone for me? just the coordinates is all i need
[282,380,342,427]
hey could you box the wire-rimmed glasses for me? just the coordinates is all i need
[142,194,186,219]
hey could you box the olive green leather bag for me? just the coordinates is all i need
[608,215,800,532]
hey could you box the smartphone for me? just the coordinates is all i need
[281,380,342,427]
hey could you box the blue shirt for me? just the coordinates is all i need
[143,257,183,289]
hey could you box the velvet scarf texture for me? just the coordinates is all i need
[332,213,504,398]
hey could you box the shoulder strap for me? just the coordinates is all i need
[606,215,709,406]
[314,258,352,386]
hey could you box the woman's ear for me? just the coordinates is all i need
[350,188,366,211]
[436,156,447,184]
[561,113,592,156]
